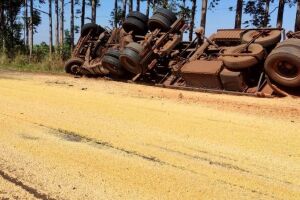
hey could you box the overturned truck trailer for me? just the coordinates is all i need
[65,8,300,98]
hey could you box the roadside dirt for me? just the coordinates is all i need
[0,70,299,200]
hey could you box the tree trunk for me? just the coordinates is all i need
[200,0,208,34]
[91,0,96,23]
[25,0,29,46]
[55,0,59,50]
[189,0,196,41]
[162,0,168,9]
[29,0,33,58]
[136,0,140,11]
[296,0,300,31]
[129,0,133,12]
[49,0,53,57]
[277,0,285,28]
[263,0,270,27]
[81,0,85,29]
[235,0,243,29]
[59,0,64,47]
[0,2,4,53]
[70,0,74,51]
[122,0,127,21]
[114,0,118,28]
[146,0,150,17]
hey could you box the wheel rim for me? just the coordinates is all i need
[275,61,299,80]
[70,64,81,74]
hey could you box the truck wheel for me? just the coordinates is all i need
[242,30,282,48]
[148,14,172,32]
[127,11,148,24]
[154,8,177,24]
[275,38,300,49]
[222,44,265,70]
[265,46,300,87]
[123,17,148,35]
[120,42,144,74]
[81,23,105,37]
[102,54,124,77]
[105,49,121,59]
[64,58,84,75]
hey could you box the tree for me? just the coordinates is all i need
[70,0,74,51]
[263,0,271,27]
[129,0,133,12]
[29,0,33,58]
[49,0,53,56]
[277,0,285,28]
[91,0,96,23]
[24,0,29,46]
[200,0,208,34]
[146,0,150,17]
[296,0,300,31]
[81,0,85,28]
[235,0,243,29]
[189,0,197,41]
[114,0,118,27]
[122,0,127,21]
[137,0,140,11]
[59,0,64,47]
[55,0,59,49]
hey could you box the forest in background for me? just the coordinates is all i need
[0,0,299,72]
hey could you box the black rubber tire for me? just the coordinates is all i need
[122,17,148,35]
[81,23,105,37]
[148,14,172,32]
[154,8,177,24]
[102,55,124,76]
[127,11,148,24]
[120,48,143,75]
[222,44,265,70]
[64,58,84,75]
[242,30,282,48]
[105,49,121,59]
[265,46,300,87]
[275,38,300,49]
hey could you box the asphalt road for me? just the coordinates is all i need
[0,71,299,200]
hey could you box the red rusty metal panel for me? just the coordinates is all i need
[180,60,223,89]
[214,30,244,42]
[220,68,247,92]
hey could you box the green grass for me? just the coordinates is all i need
[0,53,65,73]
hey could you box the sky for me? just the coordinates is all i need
[32,0,297,44]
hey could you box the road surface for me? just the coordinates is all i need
[0,70,299,200]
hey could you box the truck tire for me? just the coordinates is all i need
[81,23,105,37]
[64,58,84,75]
[265,46,300,87]
[154,8,177,23]
[242,30,282,48]
[123,17,148,35]
[222,44,265,70]
[102,55,124,77]
[105,49,121,59]
[275,38,300,49]
[148,14,172,32]
[127,11,148,24]
[120,42,144,74]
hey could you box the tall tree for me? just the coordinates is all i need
[277,0,285,28]
[55,0,59,49]
[235,0,243,29]
[91,0,96,23]
[29,0,33,58]
[70,0,74,51]
[189,0,196,41]
[129,0,133,12]
[114,0,118,27]
[122,0,127,21]
[49,0,53,56]
[24,0,29,46]
[81,0,85,28]
[146,0,150,17]
[263,0,271,27]
[162,0,168,8]
[137,0,140,11]
[59,0,64,47]
[200,0,208,34]
[296,0,300,31]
